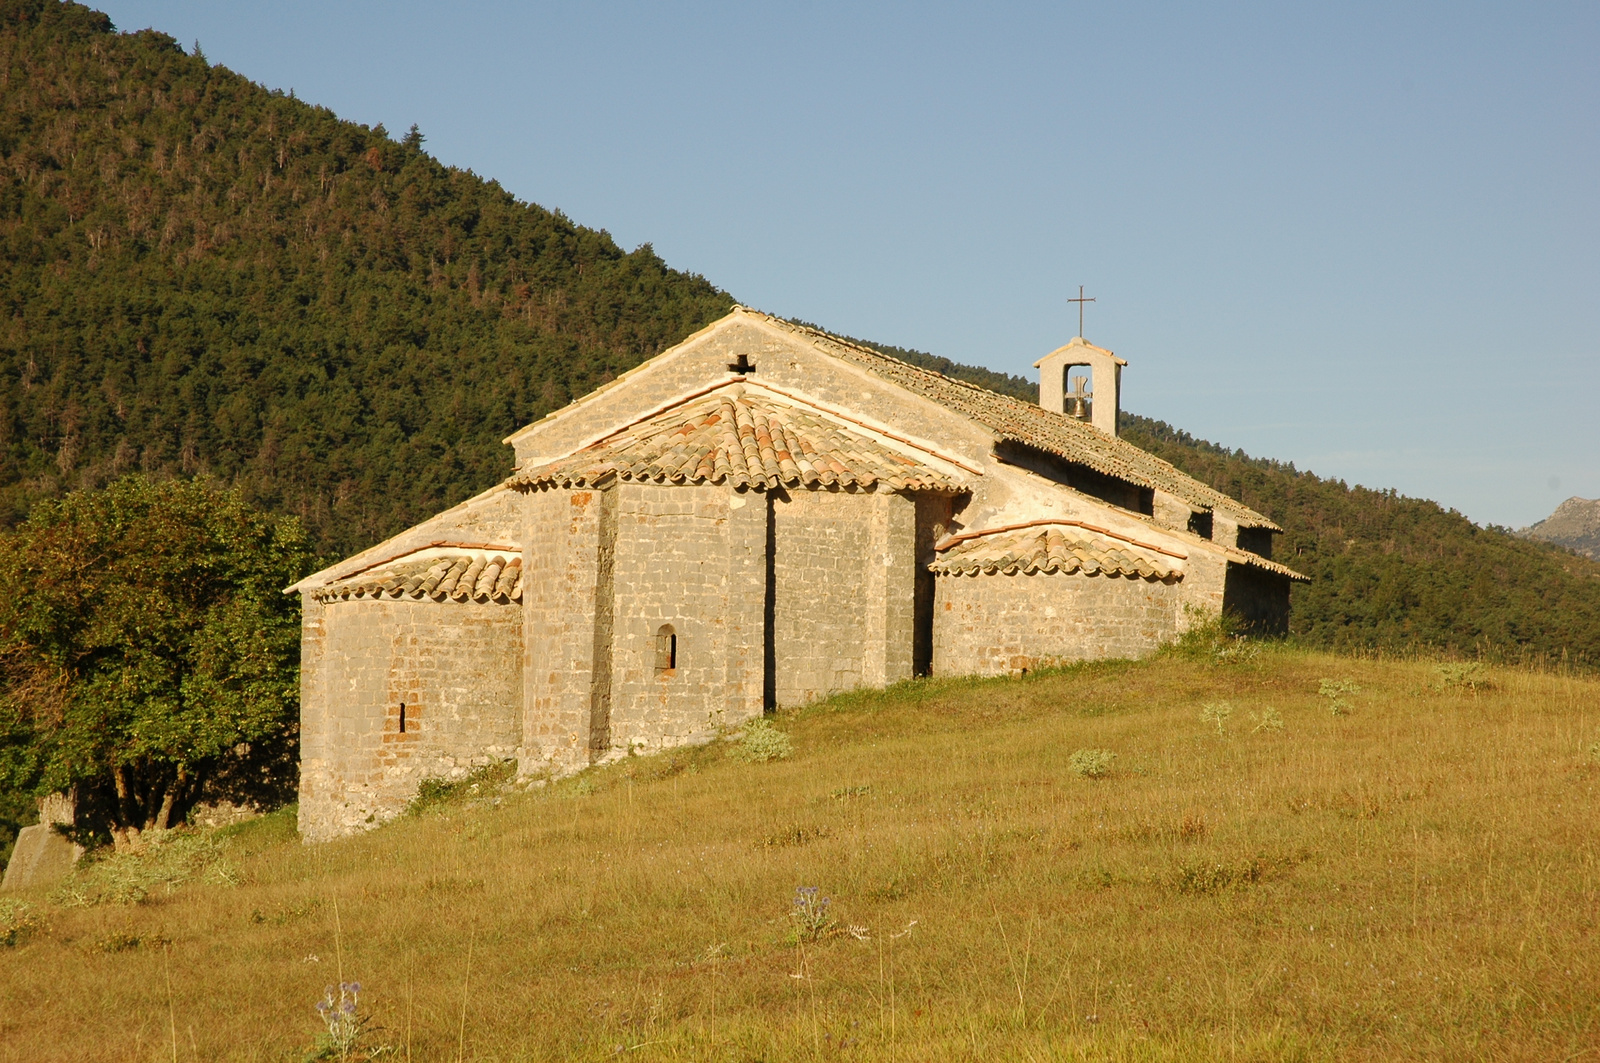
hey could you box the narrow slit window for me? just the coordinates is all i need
[655,625,677,674]
[398,703,407,734]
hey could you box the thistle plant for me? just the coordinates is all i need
[737,718,794,763]
[790,886,833,943]
[1251,707,1285,733]
[1200,702,1233,736]
[312,982,365,1061]
[1318,678,1359,716]
[1068,748,1116,778]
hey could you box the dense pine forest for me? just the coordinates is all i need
[3,0,1598,665]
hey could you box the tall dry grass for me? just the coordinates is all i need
[1,647,1597,1061]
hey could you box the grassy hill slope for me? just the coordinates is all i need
[3,648,1597,1061]
[4,0,1599,664]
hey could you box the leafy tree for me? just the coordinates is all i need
[0,476,311,847]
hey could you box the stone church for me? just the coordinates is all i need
[290,308,1304,840]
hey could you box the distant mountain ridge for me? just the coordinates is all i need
[2,0,1600,665]
[1522,498,1600,560]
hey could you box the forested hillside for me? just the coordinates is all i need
[0,0,732,555]
[3,0,1598,664]
[1118,416,1600,661]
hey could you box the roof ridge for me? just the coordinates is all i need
[739,311,1276,529]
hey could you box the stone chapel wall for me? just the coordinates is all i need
[606,483,766,752]
[520,486,610,772]
[297,598,522,842]
[932,570,1183,677]
[770,488,917,706]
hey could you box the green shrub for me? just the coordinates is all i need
[736,718,794,763]
[0,899,41,946]
[1168,858,1267,896]
[408,761,516,815]
[1069,748,1116,778]
[52,829,234,907]
[1436,662,1493,692]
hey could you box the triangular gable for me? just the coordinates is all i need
[512,381,968,494]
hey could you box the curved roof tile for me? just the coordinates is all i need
[931,522,1181,582]
[513,384,965,494]
[314,553,523,604]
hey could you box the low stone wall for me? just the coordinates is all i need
[298,598,522,842]
[932,568,1183,676]
[1,794,80,892]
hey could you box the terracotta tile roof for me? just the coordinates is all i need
[930,521,1181,581]
[512,383,965,493]
[314,552,523,603]
[746,311,1280,530]
[1221,547,1310,582]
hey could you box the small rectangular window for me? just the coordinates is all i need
[399,703,407,733]
[655,625,677,674]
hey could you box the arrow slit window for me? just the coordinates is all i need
[655,625,677,675]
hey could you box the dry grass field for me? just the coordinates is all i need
[2,645,1597,1062]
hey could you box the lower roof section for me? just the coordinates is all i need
[314,550,524,604]
[931,520,1182,582]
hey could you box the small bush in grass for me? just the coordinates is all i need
[1436,662,1492,692]
[737,718,793,763]
[52,829,234,907]
[1589,742,1600,765]
[93,930,166,953]
[409,760,516,815]
[1318,678,1359,716]
[1200,702,1233,736]
[0,899,41,946]
[1251,706,1285,733]
[1069,748,1116,778]
[1168,613,1257,664]
[1169,857,1267,895]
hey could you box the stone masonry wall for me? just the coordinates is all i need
[607,483,766,752]
[932,569,1183,677]
[297,599,522,842]
[521,487,609,773]
[771,487,917,706]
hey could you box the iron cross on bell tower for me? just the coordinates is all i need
[1067,285,1095,339]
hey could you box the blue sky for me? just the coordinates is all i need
[97,1,1599,527]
